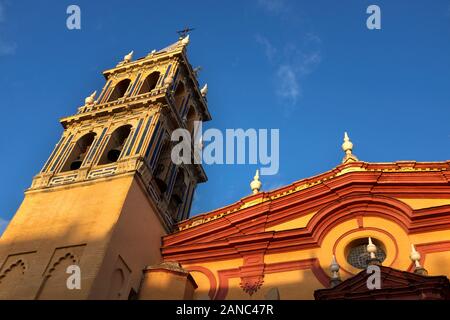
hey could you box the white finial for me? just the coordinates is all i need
[201,84,208,97]
[181,34,190,46]
[367,237,377,259]
[330,255,339,274]
[410,244,422,268]
[409,244,428,275]
[150,49,156,54]
[329,255,341,287]
[84,91,97,105]
[343,132,351,147]
[250,170,262,194]
[124,50,134,63]
[341,131,358,164]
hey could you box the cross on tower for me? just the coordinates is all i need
[177,27,195,39]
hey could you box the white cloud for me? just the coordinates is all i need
[256,0,301,23]
[0,2,15,56]
[255,34,277,61]
[305,32,322,44]
[256,34,321,109]
[276,65,300,103]
[257,0,288,15]
[297,51,321,75]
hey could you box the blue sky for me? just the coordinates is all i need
[0,0,450,234]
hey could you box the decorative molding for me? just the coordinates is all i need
[176,161,450,231]
[49,173,78,186]
[185,266,217,300]
[238,253,265,296]
[88,165,117,179]
[414,240,450,270]
[240,275,263,296]
[162,193,450,263]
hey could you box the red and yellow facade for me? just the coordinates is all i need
[0,37,449,300]
[158,160,450,300]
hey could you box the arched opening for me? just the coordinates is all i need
[186,106,198,136]
[107,268,125,299]
[168,169,187,219]
[61,132,96,172]
[173,81,185,111]
[0,260,26,299]
[36,254,78,300]
[138,72,160,95]
[107,79,131,102]
[98,125,132,165]
[153,141,172,193]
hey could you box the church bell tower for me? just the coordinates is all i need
[0,36,210,299]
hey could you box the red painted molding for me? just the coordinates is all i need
[163,173,450,264]
[173,162,450,232]
[357,215,364,228]
[185,265,217,300]
[216,268,240,300]
[163,196,431,263]
[238,253,265,296]
[415,240,450,268]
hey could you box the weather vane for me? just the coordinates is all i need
[177,27,195,39]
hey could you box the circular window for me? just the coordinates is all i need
[346,238,386,269]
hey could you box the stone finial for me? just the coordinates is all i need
[124,50,134,63]
[330,255,342,287]
[200,84,208,97]
[366,237,381,266]
[410,244,421,268]
[367,237,377,259]
[181,34,190,46]
[410,244,428,275]
[250,170,262,194]
[341,132,358,164]
[84,91,97,105]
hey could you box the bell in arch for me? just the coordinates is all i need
[154,164,168,193]
[70,151,87,170]
[155,177,168,193]
[107,142,125,162]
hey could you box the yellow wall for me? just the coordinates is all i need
[0,174,166,299]
[265,212,316,232]
[180,197,450,300]
[139,270,196,300]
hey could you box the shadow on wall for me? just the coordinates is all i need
[0,219,145,300]
[221,269,325,300]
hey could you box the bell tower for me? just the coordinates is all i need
[0,36,210,299]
